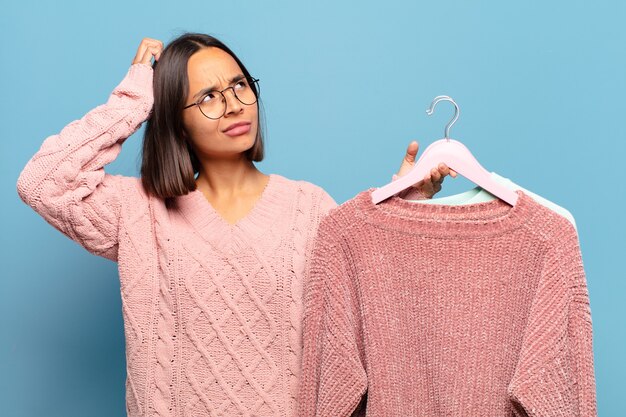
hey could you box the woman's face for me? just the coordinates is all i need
[182,47,259,162]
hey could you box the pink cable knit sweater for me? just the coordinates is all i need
[299,190,597,417]
[17,64,336,417]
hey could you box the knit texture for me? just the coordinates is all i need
[298,190,597,417]
[17,64,336,417]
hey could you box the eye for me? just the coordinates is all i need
[234,80,248,90]
[200,91,218,103]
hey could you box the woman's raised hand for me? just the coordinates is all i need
[132,38,164,65]
[396,140,457,198]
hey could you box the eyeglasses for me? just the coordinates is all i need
[183,77,260,120]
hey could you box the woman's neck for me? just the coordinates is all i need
[195,157,265,198]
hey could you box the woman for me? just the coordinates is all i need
[17,33,454,417]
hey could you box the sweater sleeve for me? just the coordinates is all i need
[317,188,338,217]
[507,224,597,417]
[16,64,154,261]
[298,215,367,417]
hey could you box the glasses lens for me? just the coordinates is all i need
[198,92,225,119]
[234,78,259,105]
[197,79,259,119]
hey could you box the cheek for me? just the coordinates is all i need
[250,106,260,129]
[183,112,220,142]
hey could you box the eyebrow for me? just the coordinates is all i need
[192,74,246,101]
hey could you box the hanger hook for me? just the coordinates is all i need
[426,95,460,140]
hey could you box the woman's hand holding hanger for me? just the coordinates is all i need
[396,140,457,198]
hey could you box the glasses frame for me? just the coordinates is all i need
[183,77,260,120]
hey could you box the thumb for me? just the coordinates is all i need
[397,141,419,177]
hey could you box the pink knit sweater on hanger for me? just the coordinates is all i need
[17,64,336,417]
[299,190,597,417]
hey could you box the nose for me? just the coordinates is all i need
[223,87,243,116]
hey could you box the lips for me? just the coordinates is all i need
[223,121,252,136]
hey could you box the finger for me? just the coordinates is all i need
[150,40,164,61]
[133,42,150,65]
[437,163,451,178]
[133,38,163,65]
[143,38,162,49]
[396,141,420,178]
[422,174,435,197]
[431,167,442,183]
[449,168,458,178]
[142,46,162,65]
[149,45,162,60]
[404,141,419,164]
[140,49,152,64]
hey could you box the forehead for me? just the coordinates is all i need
[187,47,243,88]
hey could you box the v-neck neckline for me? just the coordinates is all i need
[174,174,291,254]
[194,174,273,227]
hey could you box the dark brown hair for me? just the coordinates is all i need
[141,33,264,199]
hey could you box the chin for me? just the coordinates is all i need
[216,138,256,158]
[237,135,257,150]
[228,131,256,146]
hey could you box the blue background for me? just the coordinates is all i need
[2,1,624,416]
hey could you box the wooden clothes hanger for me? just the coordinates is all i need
[371,95,519,206]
